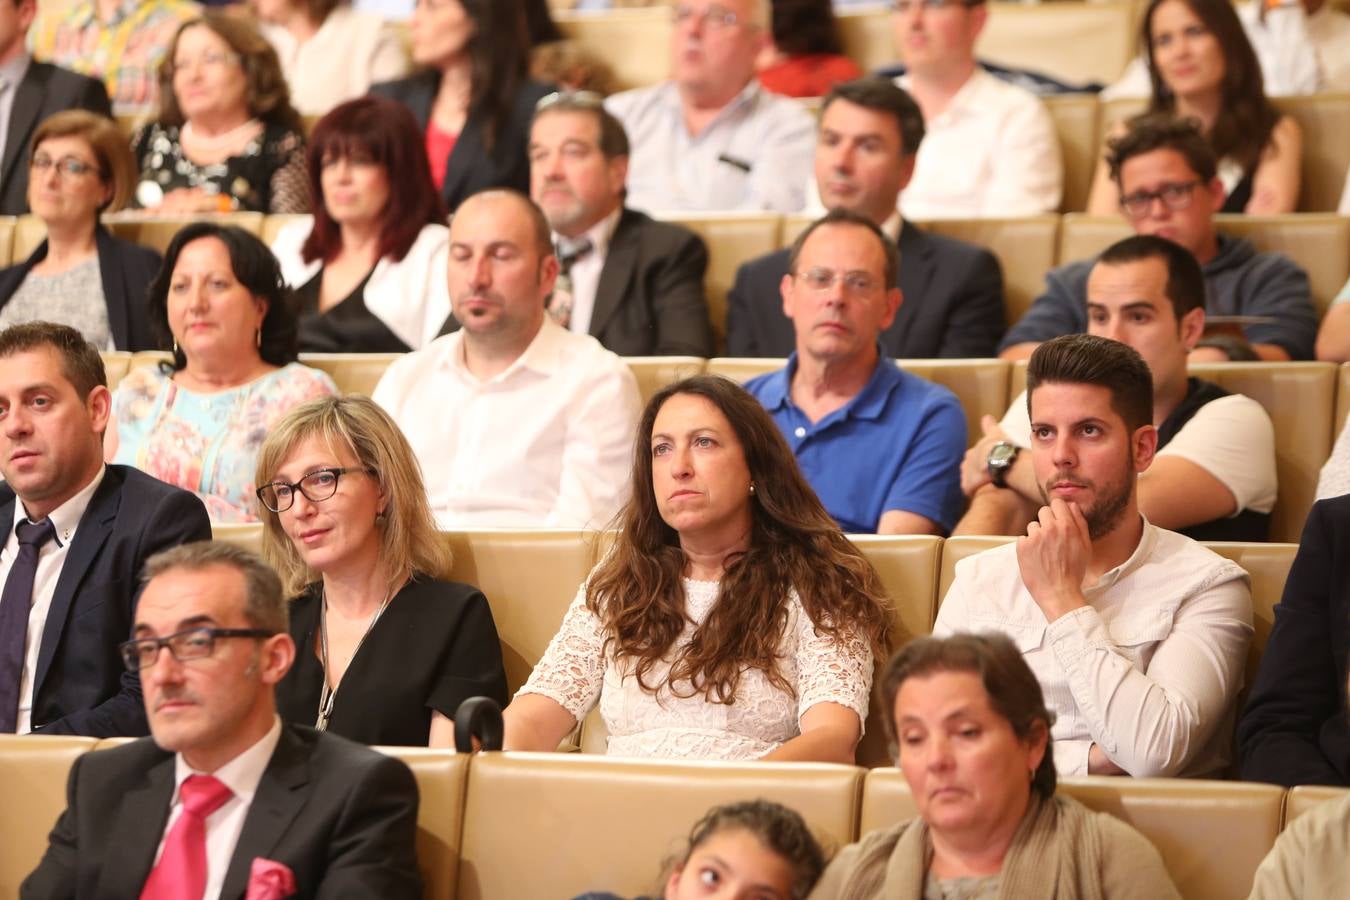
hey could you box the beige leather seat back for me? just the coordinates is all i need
[1272,92,1350,212]
[901,359,1010,448]
[975,2,1137,87]
[1057,213,1133,267]
[211,523,265,556]
[0,735,98,896]
[0,215,15,266]
[456,753,863,900]
[554,8,671,91]
[705,357,781,385]
[1336,363,1350,438]
[1284,785,1350,825]
[376,749,469,900]
[1203,542,1298,699]
[834,8,893,74]
[101,351,133,390]
[938,536,1013,605]
[296,352,401,397]
[442,531,598,695]
[103,212,266,254]
[672,214,782,354]
[861,769,1283,900]
[12,214,48,260]
[1046,95,1102,214]
[259,213,311,247]
[1211,214,1350,317]
[624,356,707,406]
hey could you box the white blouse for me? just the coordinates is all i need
[519,578,874,760]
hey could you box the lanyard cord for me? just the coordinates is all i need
[315,586,394,731]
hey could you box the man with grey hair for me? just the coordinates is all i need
[605,0,815,212]
[23,541,423,900]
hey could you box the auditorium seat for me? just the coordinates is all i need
[297,352,401,396]
[553,8,671,92]
[12,213,266,260]
[938,535,1010,604]
[113,114,145,144]
[455,752,863,900]
[128,350,173,373]
[1204,542,1298,701]
[0,215,15,266]
[860,768,1284,900]
[0,735,99,897]
[375,749,469,900]
[669,213,782,354]
[260,213,310,247]
[1284,785,1350,825]
[1336,362,1350,437]
[212,523,265,556]
[100,351,132,390]
[1045,94,1101,214]
[623,356,706,405]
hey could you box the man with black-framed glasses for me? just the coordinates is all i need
[22,540,422,900]
[1001,114,1317,363]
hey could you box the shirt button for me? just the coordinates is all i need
[794,426,806,438]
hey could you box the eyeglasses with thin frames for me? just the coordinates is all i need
[672,3,744,30]
[30,153,100,178]
[794,266,882,295]
[255,466,371,513]
[119,626,275,672]
[1119,180,1202,219]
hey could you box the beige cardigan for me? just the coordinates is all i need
[808,794,1181,900]
[1248,792,1350,899]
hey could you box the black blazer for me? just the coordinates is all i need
[1238,494,1350,787]
[21,724,423,900]
[0,62,111,215]
[0,227,162,351]
[2,465,211,737]
[725,221,1007,359]
[370,71,553,212]
[587,207,713,357]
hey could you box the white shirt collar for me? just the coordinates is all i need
[441,317,573,384]
[881,210,902,242]
[553,205,622,262]
[15,464,106,548]
[173,715,283,805]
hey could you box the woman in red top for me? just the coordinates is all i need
[757,0,862,99]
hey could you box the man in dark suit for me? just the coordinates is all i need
[0,322,209,738]
[22,540,423,899]
[528,92,714,358]
[726,77,1006,359]
[0,0,111,215]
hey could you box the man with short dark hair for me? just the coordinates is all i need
[1000,115,1318,361]
[743,209,965,535]
[529,93,713,356]
[21,541,423,899]
[726,77,1006,359]
[0,321,210,737]
[937,333,1253,778]
[958,234,1277,541]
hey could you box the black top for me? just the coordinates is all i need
[1220,167,1255,214]
[277,577,509,746]
[296,268,412,353]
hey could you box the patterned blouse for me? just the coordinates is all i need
[112,362,337,523]
[131,121,312,213]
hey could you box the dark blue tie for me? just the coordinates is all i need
[0,518,56,732]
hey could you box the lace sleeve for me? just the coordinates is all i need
[267,131,312,213]
[794,595,874,732]
[516,582,607,722]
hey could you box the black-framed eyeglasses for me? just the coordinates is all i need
[256,466,370,513]
[30,153,100,178]
[536,90,605,112]
[1119,180,1202,219]
[119,627,275,671]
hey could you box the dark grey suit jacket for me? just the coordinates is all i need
[1,466,211,737]
[725,221,1007,358]
[587,207,713,357]
[21,725,423,900]
[0,61,111,215]
[370,71,552,212]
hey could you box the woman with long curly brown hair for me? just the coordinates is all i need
[503,375,891,763]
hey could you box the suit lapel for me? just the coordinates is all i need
[95,228,131,349]
[33,471,120,695]
[218,727,312,900]
[588,210,638,340]
[1,65,45,198]
[891,221,934,352]
[440,114,479,210]
[96,753,176,899]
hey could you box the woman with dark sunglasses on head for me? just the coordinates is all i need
[256,395,508,748]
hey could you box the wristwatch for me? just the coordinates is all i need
[987,441,1020,488]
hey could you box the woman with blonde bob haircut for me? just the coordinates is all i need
[256,395,507,747]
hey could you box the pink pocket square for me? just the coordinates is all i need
[245,858,296,900]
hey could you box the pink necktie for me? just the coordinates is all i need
[140,774,234,900]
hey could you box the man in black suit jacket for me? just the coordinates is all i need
[726,78,1005,359]
[0,1,111,215]
[0,323,209,738]
[527,92,714,357]
[22,541,422,899]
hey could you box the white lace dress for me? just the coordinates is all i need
[517,578,874,760]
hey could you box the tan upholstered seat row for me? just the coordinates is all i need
[4,734,1343,900]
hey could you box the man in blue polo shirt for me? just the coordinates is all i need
[743,209,965,534]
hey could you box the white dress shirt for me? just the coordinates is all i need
[895,69,1062,219]
[935,519,1252,778]
[372,319,641,529]
[153,717,283,900]
[552,206,622,337]
[260,7,409,116]
[1,465,106,733]
[606,80,816,213]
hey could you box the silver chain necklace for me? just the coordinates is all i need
[315,586,394,731]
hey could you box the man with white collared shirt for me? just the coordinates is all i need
[373,188,641,529]
[605,0,815,213]
[889,0,1061,218]
[21,541,422,899]
[529,92,713,357]
[935,334,1252,779]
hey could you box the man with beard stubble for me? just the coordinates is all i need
[934,334,1253,779]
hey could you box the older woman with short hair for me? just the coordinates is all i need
[504,374,890,763]
[108,223,336,522]
[133,13,311,213]
[808,633,1181,899]
[0,110,161,350]
[257,395,508,747]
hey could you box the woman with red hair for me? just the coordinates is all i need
[270,95,451,353]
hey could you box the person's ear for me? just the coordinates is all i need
[86,384,112,435]
[1178,306,1205,350]
[1133,423,1159,474]
[259,634,296,685]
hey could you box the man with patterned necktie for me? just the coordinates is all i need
[22,540,422,900]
